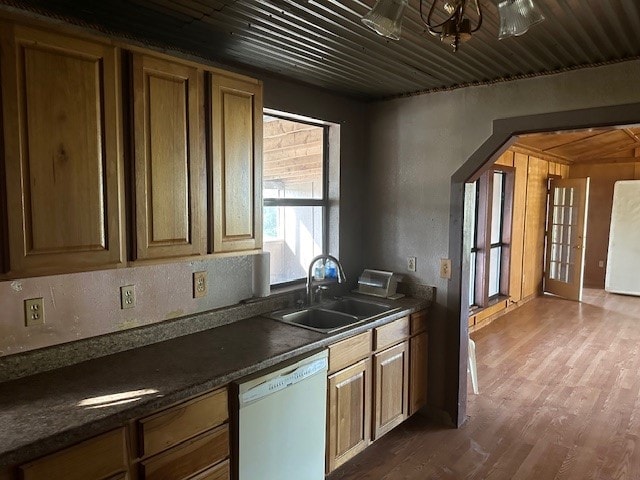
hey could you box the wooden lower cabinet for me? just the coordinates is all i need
[189,460,230,480]
[135,387,230,480]
[326,358,372,473]
[19,428,129,480]
[410,331,429,415]
[137,388,228,458]
[373,341,409,440]
[140,425,229,480]
[326,311,428,474]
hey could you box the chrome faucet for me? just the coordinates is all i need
[306,254,346,305]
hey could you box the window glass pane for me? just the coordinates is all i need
[490,172,504,244]
[263,115,324,200]
[469,181,478,248]
[488,246,501,297]
[469,251,476,306]
[263,206,324,284]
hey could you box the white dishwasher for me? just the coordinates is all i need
[236,349,328,480]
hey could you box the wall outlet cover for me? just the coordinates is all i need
[24,298,44,326]
[193,271,207,298]
[120,285,136,309]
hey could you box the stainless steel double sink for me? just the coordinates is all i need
[266,297,399,333]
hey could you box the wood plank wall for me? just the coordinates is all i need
[470,149,566,330]
[568,161,640,288]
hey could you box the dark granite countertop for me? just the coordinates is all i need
[0,295,428,467]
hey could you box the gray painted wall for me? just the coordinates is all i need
[364,59,640,420]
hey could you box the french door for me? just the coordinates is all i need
[544,178,590,301]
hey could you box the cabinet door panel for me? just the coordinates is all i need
[326,358,371,473]
[132,54,205,260]
[210,75,262,253]
[410,331,428,415]
[1,25,124,274]
[373,341,409,440]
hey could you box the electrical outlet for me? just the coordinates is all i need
[193,271,207,298]
[120,285,136,309]
[407,256,417,272]
[598,260,604,268]
[440,258,452,279]
[24,298,44,326]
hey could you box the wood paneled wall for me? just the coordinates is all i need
[472,149,566,329]
[568,161,640,288]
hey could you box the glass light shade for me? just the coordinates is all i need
[361,0,409,40]
[497,0,545,40]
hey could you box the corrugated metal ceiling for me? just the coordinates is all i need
[2,0,640,99]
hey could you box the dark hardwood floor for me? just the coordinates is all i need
[327,289,640,480]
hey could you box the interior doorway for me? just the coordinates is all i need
[463,124,640,328]
[448,103,640,427]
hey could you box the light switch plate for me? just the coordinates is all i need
[193,271,207,298]
[407,256,417,272]
[120,285,136,309]
[440,258,452,279]
[24,298,44,326]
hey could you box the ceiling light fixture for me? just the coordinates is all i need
[420,0,482,52]
[361,0,545,52]
[361,0,409,40]
[497,0,545,39]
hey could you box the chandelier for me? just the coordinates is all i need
[361,0,545,52]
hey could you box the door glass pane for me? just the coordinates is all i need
[549,185,578,283]
[550,261,558,279]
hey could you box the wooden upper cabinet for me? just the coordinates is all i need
[131,53,206,260]
[0,25,125,275]
[209,74,263,253]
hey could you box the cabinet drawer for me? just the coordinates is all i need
[374,316,409,351]
[189,460,230,480]
[138,388,228,457]
[328,331,372,374]
[140,425,229,480]
[410,310,428,335]
[20,428,127,480]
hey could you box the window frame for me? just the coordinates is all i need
[469,166,515,308]
[262,112,330,288]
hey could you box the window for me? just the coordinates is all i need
[262,113,328,285]
[468,167,514,308]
